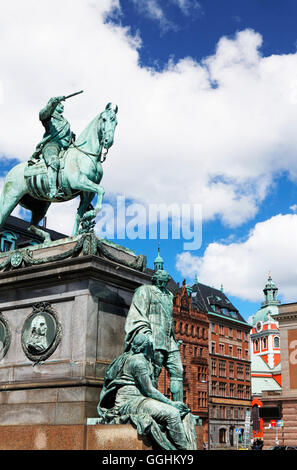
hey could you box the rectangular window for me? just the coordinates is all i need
[229,327,233,337]
[211,381,217,396]
[237,364,244,379]
[219,325,224,336]
[219,382,226,396]
[211,342,216,354]
[238,347,242,359]
[237,385,244,399]
[229,383,235,397]
[229,362,234,378]
[219,360,226,377]
[211,359,217,376]
[229,345,233,356]
[245,365,250,378]
[219,343,225,355]
[212,406,216,419]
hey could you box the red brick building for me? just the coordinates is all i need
[191,281,252,449]
[158,279,209,442]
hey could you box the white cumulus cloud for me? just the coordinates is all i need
[0,2,297,235]
[176,214,297,303]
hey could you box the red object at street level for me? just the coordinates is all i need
[270,420,277,427]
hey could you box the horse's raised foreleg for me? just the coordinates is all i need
[72,192,94,236]
[71,177,105,221]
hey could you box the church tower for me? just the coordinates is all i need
[154,244,164,272]
[250,274,281,396]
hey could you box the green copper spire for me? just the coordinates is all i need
[262,272,280,307]
[154,243,164,272]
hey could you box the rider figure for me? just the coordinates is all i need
[30,95,75,199]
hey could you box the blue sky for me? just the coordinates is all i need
[1,0,297,321]
[105,0,297,319]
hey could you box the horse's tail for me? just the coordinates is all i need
[0,162,28,228]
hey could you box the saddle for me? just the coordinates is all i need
[24,152,69,200]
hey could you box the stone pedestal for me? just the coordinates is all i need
[0,424,203,450]
[0,235,151,445]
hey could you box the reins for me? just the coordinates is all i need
[71,138,108,163]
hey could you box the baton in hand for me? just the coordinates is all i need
[63,90,84,101]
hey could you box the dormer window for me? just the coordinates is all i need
[0,231,17,252]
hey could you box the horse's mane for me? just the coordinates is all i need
[75,114,101,147]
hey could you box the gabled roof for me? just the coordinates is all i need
[190,282,249,325]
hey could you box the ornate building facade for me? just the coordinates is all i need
[249,274,282,441]
[191,281,252,449]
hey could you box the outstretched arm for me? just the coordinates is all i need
[39,96,65,121]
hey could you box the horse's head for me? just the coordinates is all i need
[98,102,118,153]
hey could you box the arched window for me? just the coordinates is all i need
[262,337,267,349]
[274,336,280,348]
[254,339,259,352]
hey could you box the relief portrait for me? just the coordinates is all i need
[22,303,62,362]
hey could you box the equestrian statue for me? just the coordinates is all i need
[0,91,118,242]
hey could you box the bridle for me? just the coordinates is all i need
[71,138,108,163]
[70,113,110,163]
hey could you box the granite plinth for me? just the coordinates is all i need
[0,424,203,450]
[0,239,151,428]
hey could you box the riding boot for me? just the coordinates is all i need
[48,167,60,199]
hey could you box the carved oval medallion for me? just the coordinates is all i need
[10,251,23,268]
[21,302,62,363]
[0,314,11,359]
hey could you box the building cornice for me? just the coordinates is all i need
[208,311,251,329]
[273,312,297,322]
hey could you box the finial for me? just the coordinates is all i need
[194,273,198,284]
[221,284,224,293]
[154,241,164,272]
